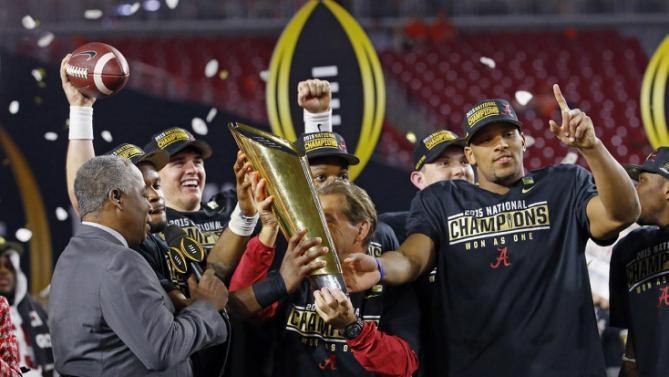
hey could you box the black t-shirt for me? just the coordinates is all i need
[133,233,183,294]
[165,206,230,253]
[407,164,607,377]
[610,226,669,377]
[379,211,409,245]
[380,209,438,377]
[271,268,419,376]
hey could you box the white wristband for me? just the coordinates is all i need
[228,203,259,237]
[621,354,636,363]
[303,108,332,133]
[68,106,94,140]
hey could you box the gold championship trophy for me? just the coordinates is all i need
[229,122,346,292]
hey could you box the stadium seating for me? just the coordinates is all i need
[22,30,650,170]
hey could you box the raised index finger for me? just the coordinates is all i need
[553,84,570,112]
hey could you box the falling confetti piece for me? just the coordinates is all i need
[165,0,179,9]
[55,207,69,221]
[39,285,50,298]
[259,70,269,82]
[524,135,535,147]
[8,101,19,114]
[219,70,229,80]
[44,132,58,141]
[15,228,32,242]
[192,117,208,135]
[561,151,579,164]
[31,68,45,82]
[479,56,496,69]
[406,132,417,144]
[37,32,54,47]
[206,108,217,123]
[34,96,43,105]
[84,9,103,19]
[22,15,37,29]
[204,59,219,78]
[101,130,113,142]
[515,90,534,106]
[129,2,141,14]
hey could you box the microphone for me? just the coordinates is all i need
[164,225,206,281]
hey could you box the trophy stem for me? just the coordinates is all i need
[308,274,346,292]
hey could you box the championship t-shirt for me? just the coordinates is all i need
[165,206,230,253]
[134,233,183,294]
[610,226,669,377]
[271,275,419,376]
[407,164,607,377]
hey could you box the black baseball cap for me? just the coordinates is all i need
[104,143,169,171]
[0,236,23,255]
[625,147,669,181]
[144,127,212,160]
[413,130,465,171]
[463,99,522,144]
[295,131,360,166]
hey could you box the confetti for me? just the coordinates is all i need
[259,70,269,82]
[205,59,219,78]
[22,15,37,30]
[165,0,179,9]
[37,32,54,47]
[405,132,417,144]
[524,135,535,147]
[515,90,534,106]
[206,108,217,123]
[219,70,229,80]
[479,56,496,69]
[55,207,69,221]
[31,68,45,82]
[8,101,19,114]
[84,9,103,19]
[15,228,32,242]
[192,117,208,135]
[44,132,58,141]
[561,151,579,164]
[101,130,113,142]
[129,2,141,15]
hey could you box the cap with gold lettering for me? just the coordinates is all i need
[295,131,360,165]
[625,147,669,181]
[463,99,521,144]
[0,236,22,255]
[105,143,169,171]
[412,130,465,171]
[144,127,212,160]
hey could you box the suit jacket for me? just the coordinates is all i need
[49,224,227,377]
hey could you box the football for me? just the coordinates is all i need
[65,42,130,98]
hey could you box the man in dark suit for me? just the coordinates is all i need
[49,156,229,377]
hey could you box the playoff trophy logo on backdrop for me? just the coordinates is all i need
[229,122,347,292]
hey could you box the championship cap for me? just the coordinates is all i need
[625,147,669,181]
[144,127,212,160]
[412,130,465,171]
[463,99,522,144]
[105,143,169,171]
[295,131,360,166]
[0,237,23,255]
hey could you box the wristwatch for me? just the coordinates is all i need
[343,317,365,340]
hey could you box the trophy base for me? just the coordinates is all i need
[308,274,347,293]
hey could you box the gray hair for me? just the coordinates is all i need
[318,180,377,246]
[74,155,141,218]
